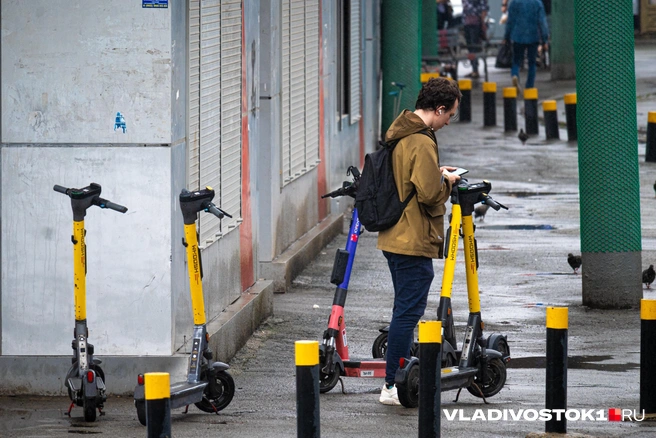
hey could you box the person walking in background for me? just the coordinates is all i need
[377,78,462,405]
[462,0,489,79]
[503,0,549,92]
[437,0,454,30]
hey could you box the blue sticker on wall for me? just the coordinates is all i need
[114,112,127,133]
[142,0,168,8]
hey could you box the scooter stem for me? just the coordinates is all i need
[441,204,461,300]
[183,223,207,326]
[461,214,481,313]
[73,220,87,322]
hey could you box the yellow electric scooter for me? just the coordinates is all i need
[134,187,235,425]
[395,178,510,408]
[54,183,128,421]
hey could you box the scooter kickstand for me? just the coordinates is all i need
[338,378,346,394]
[453,387,463,403]
[66,402,75,417]
[183,405,190,414]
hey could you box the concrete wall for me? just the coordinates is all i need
[1,0,171,144]
[1,146,173,356]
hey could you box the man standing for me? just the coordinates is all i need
[378,78,462,405]
[462,0,489,79]
[503,0,549,92]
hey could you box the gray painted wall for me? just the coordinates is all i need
[1,146,173,356]
[1,1,171,144]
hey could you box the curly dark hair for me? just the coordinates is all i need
[415,77,462,111]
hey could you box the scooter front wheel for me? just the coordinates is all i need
[396,361,419,408]
[195,370,235,413]
[467,357,507,398]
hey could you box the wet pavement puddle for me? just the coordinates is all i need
[508,355,639,372]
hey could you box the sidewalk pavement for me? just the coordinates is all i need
[2,48,656,437]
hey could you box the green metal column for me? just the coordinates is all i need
[422,0,438,65]
[551,0,575,80]
[575,0,641,308]
[381,0,422,136]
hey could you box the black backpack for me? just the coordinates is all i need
[355,130,433,232]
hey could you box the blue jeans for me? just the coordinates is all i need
[511,42,539,89]
[383,251,434,385]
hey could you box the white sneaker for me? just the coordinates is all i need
[379,384,401,406]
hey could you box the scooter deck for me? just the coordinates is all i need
[169,381,208,409]
[343,359,386,378]
[440,366,477,392]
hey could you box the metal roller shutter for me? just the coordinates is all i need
[281,0,320,185]
[189,0,201,191]
[305,0,320,167]
[199,0,222,245]
[349,0,361,124]
[219,0,242,233]
[188,0,242,247]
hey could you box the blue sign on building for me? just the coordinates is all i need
[142,0,168,8]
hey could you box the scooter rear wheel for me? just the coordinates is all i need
[371,332,388,359]
[195,370,235,413]
[466,357,506,398]
[135,400,146,426]
[396,361,419,408]
[83,397,97,422]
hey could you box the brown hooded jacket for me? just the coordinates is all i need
[376,110,452,259]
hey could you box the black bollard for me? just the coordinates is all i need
[564,93,577,142]
[145,372,172,438]
[483,82,497,127]
[524,88,539,136]
[640,299,656,414]
[418,321,442,438]
[458,79,472,123]
[646,112,656,162]
[503,87,517,132]
[543,100,560,140]
[296,340,320,438]
[545,307,568,434]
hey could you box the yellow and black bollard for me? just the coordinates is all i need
[418,321,442,438]
[564,93,577,142]
[503,87,518,132]
[543,100,560,140]
[524,88,539,136]
[295,340,320,438]
[640,299,656,414]
[458,79,472,122]
[145,372,171,438]
[646,112,656,163]
[483,82,497,127]
[545,307,568,434]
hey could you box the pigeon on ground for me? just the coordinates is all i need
[567,253,582,274]
[474,204,490,222]
[518,129,528,145]
[643,265,655,289]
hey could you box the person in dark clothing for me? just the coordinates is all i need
[503,0,549,91]
[437,0,454,30]
[378,78,462,405]
[462,0,489,79]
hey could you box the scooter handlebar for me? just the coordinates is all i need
[96,197,128,213]
[482,194,508,211]
[53,184,68,194]
[206,203,233,219]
